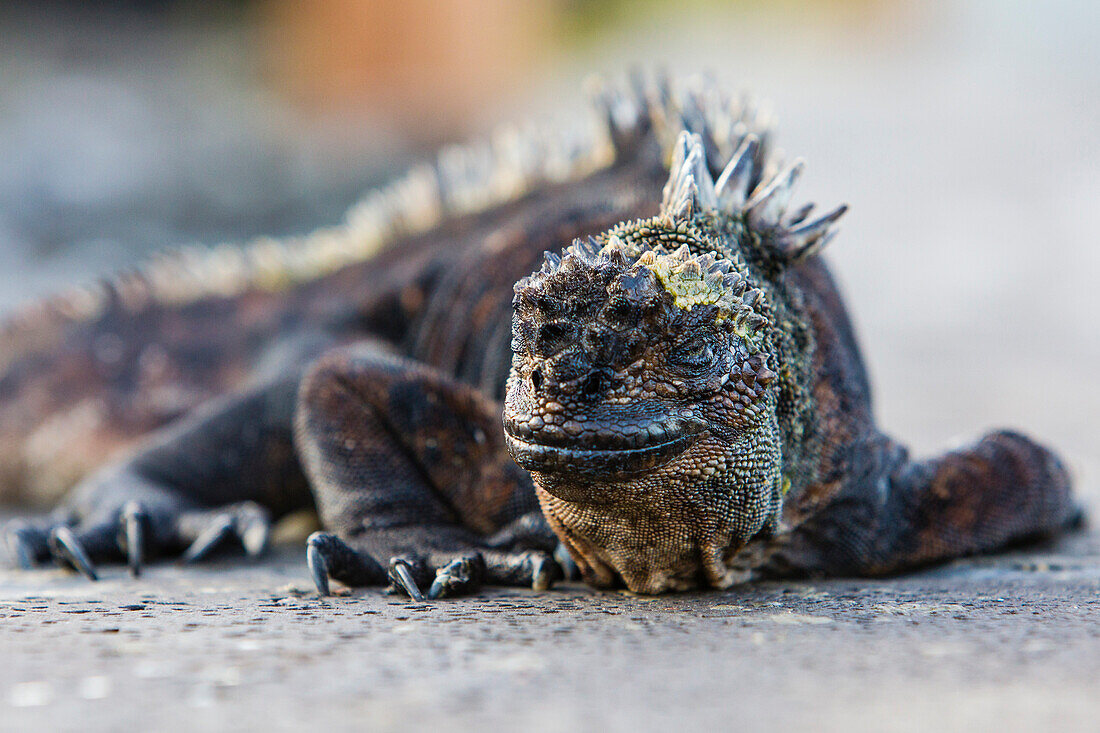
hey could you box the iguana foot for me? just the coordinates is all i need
[305,532,563,599]
[3,499,271,580]
[3,373,309,581]
[296,343,558,600]
[423,549,563,597]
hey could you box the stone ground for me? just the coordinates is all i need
[2,2,1099,732]
[1,527,1099,733]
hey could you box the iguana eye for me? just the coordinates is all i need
[669,338,716,372]
[535,322,573,355]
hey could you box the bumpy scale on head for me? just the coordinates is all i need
[509,231,776,428]
[504,116,845,593]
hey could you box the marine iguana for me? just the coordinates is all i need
[0,73,1078,598]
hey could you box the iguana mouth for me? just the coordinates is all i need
[503,418,703,476]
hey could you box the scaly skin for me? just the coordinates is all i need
[0,73,1080,597]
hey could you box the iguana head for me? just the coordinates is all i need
[503,222,783,593]
[503,128,844,593]
[505,230,775,475]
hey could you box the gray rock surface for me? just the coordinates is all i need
[2,531,1098,733]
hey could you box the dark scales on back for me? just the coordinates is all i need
[0,74,1079,598]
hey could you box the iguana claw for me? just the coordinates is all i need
[306,537,331,596]
[239,514,270,558]
[305,532,389,597]
[6,501,274,578]
[389,559,425,602]
[530,554,557,591]
[181,514,235,563]
[120,502,147,577]
[49,526,98,581]
[426,576,447,600]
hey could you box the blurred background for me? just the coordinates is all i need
[0,0,1097,501]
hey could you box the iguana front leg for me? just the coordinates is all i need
[4,373,312,579]
[295,343,563,599]
[760,430,1080,577]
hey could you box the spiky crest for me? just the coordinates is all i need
[658,130,847,265]
[0,71,820,370]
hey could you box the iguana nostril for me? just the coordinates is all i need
[530,368,543,393]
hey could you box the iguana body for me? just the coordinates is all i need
[0,75,1078,596]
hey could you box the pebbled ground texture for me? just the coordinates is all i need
[2,528,1099,732]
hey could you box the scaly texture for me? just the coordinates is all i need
[0,72,1079,598]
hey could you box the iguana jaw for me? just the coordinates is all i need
[529,422,784,593]
[502,422,701,478]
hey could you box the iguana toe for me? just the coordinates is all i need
[388,557,427,602]
[529,553,560,592]
[180,514,236,564]
[176,502,272,564]
[427,554,486,599]
[306,536,332,596]
[48,526,99,581]
[553,543,579,581]
[118,501,148,577]
[237,505,271,558]
[4,520,49,569]
[304,532,388,597]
